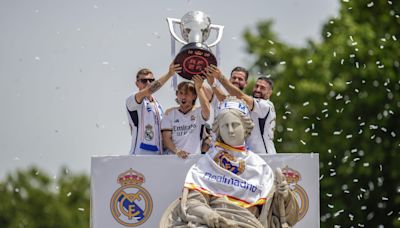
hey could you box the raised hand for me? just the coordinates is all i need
[192,75,205,91]
[204,64,223,81]
[168,63,182,76]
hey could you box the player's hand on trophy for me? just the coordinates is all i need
[204,64,223,81]
[192,75,204,91]
[275,168,290,201]
[203,67,215,86]
[168,63,182,76]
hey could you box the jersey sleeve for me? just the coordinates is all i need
[126,95,140,111]
[252,98,272,118]
[161,108,173,131]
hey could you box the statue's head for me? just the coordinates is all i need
[212,97,254,146]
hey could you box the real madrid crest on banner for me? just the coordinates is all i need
[110,169,153,227]
[282,166,309,221]
[214,151,245,175]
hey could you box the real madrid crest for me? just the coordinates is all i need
[144,124,154,141]
[282,166,309,221]
[214,151,245,175]
[110,169,153,227]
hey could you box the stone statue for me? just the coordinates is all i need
[160,97,299,228]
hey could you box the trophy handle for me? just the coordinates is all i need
[207,24,224,47]
[166,17,188,45]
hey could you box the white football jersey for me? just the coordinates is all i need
[245,98,277,154]
[161,107,207,155]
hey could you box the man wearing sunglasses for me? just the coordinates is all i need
[126,63,182,155]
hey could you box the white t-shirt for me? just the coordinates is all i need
[245,98,277,154]
[126,95,163,155]
[161,107,207,155]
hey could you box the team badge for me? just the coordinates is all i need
[214,151,245,175]
[110,169,153,227]
[191,115,195,121]
[282,166,309,220]
[144,124,154,141]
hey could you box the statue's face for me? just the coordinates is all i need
[219,112,245,146]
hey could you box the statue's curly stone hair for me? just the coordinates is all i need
[212,97,254,142]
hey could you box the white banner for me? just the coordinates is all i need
[91,154,319,228]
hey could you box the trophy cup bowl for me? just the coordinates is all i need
[167,11,223,80]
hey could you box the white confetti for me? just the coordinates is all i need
[303,101,309,106]
[307,60,313,64]
[280,61,286,65]
[78,208,85,211]
[369,125,378,130]
[102,61,109,65]
[367,2,374,7]
[67,192,72,197]
[35,56,40,61]
[288,84,295,89]
[334,209,344,217]
[333,130,342,135]
[326,32,332,37]
[287,128,293,132]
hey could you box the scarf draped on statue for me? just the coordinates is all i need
[184,141,274,208]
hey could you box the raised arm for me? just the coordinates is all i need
[205,65,254,110]
[193,75,210,121]
[203,68,228,102]
[135,63,182,103]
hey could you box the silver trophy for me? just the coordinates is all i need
[167,11,224,80]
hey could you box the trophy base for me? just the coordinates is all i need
[174,42,217,80]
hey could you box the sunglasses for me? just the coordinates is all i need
[138,78,155,83]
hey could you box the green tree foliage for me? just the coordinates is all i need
[244,0,399,226]
[0,167,90,228]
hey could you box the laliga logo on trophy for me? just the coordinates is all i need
[167,11,224,80]
[110,169,153,227]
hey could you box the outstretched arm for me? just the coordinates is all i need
[135,63,182,103]
[193,75,210,121]
[205,65,254,110]
[162,130,189,159]
[204,69,228,102]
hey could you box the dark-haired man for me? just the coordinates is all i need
[205,65,277,154]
